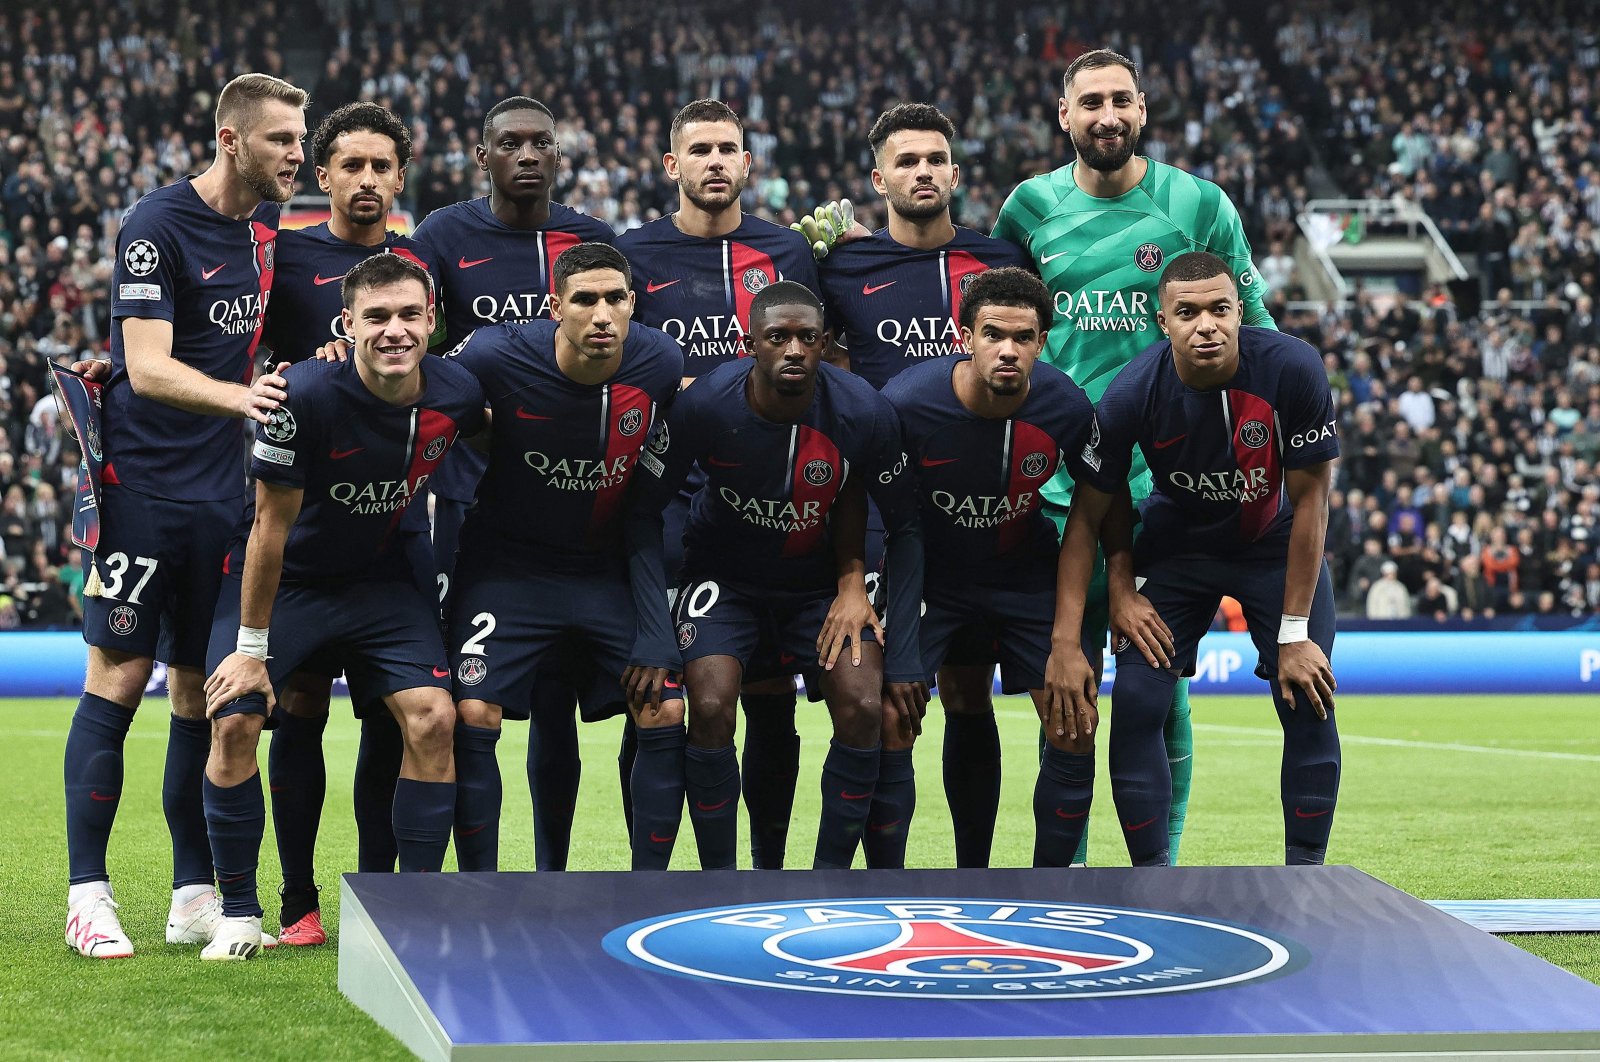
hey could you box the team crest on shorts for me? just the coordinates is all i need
[123,239,159,277]
[264,408,297,443]
[423,435,447,461]
[619,408,644,437]
[1238,420,1271,449]
[107,605,138,636]
[803,459,834,486]
[742,268,770,295]
[1020,451,1050,479]
[1134,243,1164,272]
[604,898,1300,1000]
[457,657,488,686]
[677,621,697,650]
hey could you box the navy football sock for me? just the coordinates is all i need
[528,707,581,872]
[814,740,879,869]
[630,723,686,870]
[393,778,455,872]
[65,693,135,885]
[453,723,502,872]
[618,719,639,836]
[863,747,916,869]
[164,713,215,889]
[353,713,402,872]
[1108,662,1176,867]
[204,772,265,918]
[740,692,800,869]
[1033,744,1094,868]
[942,712,1001,868]
[267,712,327,892]
[685,744,740,870]
[1275,684,1341,865]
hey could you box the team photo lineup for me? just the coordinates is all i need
[53,46,1353,964]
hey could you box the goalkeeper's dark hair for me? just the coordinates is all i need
[868,103,957,161]
[311,102,412,169]
[342,252,432,309]
[1063,48,1140,96]
[750,280,824,330]
[483,95,555,141]
[1157,251,1235,303]
[670,99,743,149]
[553,242,632,293]
[958,267,1053,332]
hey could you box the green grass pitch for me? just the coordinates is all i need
[1,693,1595,1060]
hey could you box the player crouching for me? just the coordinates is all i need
[200,254,485,958]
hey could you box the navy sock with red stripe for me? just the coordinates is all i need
[1033,744,1094,867]
[1108,662,1175,867]
[630,723,686,870]
[528,706,580,872]
[942,712,1002,868]
[862,748,915,869]
[814,740,879,869]
[453,723,501,871]
[65,693,135,885]
[685,744,740,870]
[267,712,326,891]
[353,713,402,872]
[204,772,265,918]
[393,779,455,872]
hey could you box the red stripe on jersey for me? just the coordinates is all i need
[244,220,278,375]
[590,383,652,532]
[944,250,988,350]
[542,231,582,293]
[729,242,779,349]
[1226,389,1283,542]
[387,407,459,539]
[102,462,120,485]
[388,247,435,306]
[783,425,841,559]
[998,420,1057,554]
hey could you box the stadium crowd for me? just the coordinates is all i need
[0,0,1597,626]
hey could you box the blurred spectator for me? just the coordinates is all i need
[1366,561,1413,619]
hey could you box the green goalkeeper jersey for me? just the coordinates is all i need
[992,157,1276,505]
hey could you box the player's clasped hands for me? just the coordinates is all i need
[1042,642,1098,743]
[203,652,276,717]
[1277,641,1337,721]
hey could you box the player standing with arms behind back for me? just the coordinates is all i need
[992,48,1275,864]
[64,73,305,959]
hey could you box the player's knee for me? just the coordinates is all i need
[936,666,994,715]
[1045,728,1095,756]
[834,690,881,747]
[638,696,686,728]
[211,712,263,767]
[456,698,502,729]
[166,666,209,720]
[280,674,334,719]
[402,694,456,752]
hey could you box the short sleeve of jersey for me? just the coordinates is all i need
[111,203,181,322]
[1273,338,1340,469]
[443,326,500,392]
[862,398,914,526]
[1053,381,1120,495]
[250,364,323,489]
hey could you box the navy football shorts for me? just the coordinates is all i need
[672,573,878,677]
[919,575,1069,695]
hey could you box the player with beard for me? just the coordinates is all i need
[615,100,821,870]
[818,103,1032,869]
[257,102,439,945]
[64,73,304,959]
[412,96,615,872]
[992,49,1275,865]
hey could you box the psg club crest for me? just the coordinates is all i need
[1134,243,1164,272]
[423,435,447,461]
[960,272,980,295]
[1238,419,1271,449]
[107,605,138,636]
[605,898,1300,1000]
[619,408,644,437]
[741,268,770,295]
[124,239,159,277]
[457,657,487,686]
[803,459,834,486]
[677,621,697,650]
[1020,451,1050,479]
[264,408,297,443]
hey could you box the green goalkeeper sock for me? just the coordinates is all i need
[1165,679,1194,864]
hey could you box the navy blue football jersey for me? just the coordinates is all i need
[818,228,1033,390]
[629,360,923,680]
[882,355,1113,582]
[1095,326,1340,557]
[244,356,486,582]
[262,223,438,362]
[615,214,821,376]
[448,318,683,566]
[105,178,279,502]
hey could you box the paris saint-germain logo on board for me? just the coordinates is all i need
[603,898,1300,999]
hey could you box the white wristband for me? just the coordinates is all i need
[236,625,270,660]
[1278,614,1309,645]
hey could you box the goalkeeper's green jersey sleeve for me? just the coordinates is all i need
[992,157,1275,504]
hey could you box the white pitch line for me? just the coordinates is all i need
[1194,722,1600,763]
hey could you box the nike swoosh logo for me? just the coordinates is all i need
[458,256,493,269]
[1294,807,1332,819]
[646,279,680,293]
[868,820,902,832]
[920,456,958,467]
[514,407,553,420]
[269,785,287,793]
[1039,250,1069,265]
[862,281,897,295]
[1054,808,1089,820]
[89,791,119,802]
[432,666,450,678]
[840,790,872,801]
[1123,817,1158,831]
[459,823,488,837]
[695,798,732,812]
[329,446,364,459]
[649,832,676,843]
[201,264,226,280]
[706,456,740,468]
[312,273,346,286]
[1152,434,1187,450]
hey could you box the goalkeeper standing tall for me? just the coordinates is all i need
[992,48,1276,864]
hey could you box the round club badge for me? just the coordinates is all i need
[605,898,1300,1000]
[107,605,138,636]
[1134,242,1164,272]
[1020,451,1050,479]
[457,657,487,686]
[742,268,770,295]
[1239,419,1271,450]
[123,239,160,277]
[803,459,833,487]
[619,408,644,437]
[676,621,697,650]
[424,435,447,461]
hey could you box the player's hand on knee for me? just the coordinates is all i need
[71,358,113,382]
[242,361,290,424]
[1277,641,1335,721]
[1043,643,1098,741]
[883,680,929,739]
[623,664,672,718]
[1110,591,1174,670]
[818,584,883,669]
[203,653,274,717]
[314,338,352,362]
